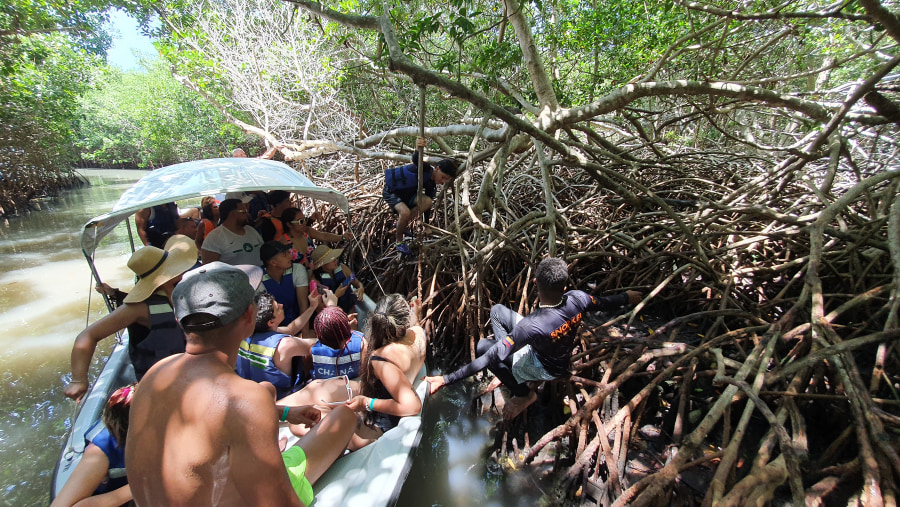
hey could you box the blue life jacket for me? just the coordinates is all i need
[236,331,303,398]
[127,294,185,379]
[84,421,127,494]
[310,330,364,380]
[316,268,358,314]
[262,267,300,325]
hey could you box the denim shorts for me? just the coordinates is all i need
[511,345,556,384]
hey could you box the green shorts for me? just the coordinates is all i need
[282,446,315,506]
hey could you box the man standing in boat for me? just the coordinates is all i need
[200,198,265,266]
[126,263,359,507]
[424,257,642,419]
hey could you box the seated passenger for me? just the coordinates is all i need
[200,198,264,266]
[65,235,198,401]
[261,240,311,331]
[257,190,294,243]
[237,292,315,399]
[282,207,353,269]
[310,245,365,314]
[134,202,179,248]
[51,384,136,507]
[195,196,218,251]
[310,306,366,380]
[346,294,427,446]
[173,217,199,241]
[126,262,359,507]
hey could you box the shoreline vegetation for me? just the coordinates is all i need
[0,167,88,219]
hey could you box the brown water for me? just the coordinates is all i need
[0,169,545,506]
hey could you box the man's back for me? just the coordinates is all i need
[127,353,300,507]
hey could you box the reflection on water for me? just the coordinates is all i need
[0,170,142,505]
[399,379,547,507]
[1,169,547,506]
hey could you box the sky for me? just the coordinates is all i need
[104,9,158,71]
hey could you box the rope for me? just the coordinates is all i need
[417,85,426,303]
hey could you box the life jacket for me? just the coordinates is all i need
[261,267,300,325]
[310,330,364,380]
[127,294,185,379]
[84,421,127,494]
[236,331,304,398]
[147,203,179,234]
[384,163,434,193]
[257,215,286,243]
[316,267,358,314]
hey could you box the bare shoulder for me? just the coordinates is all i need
[277,335,310,354]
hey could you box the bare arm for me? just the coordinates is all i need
[276,292,320,337]
[134,208,151,246]
[306,227,343,244]
[347,361,420,418]
[200,248,221,265]
[272,336,310,379]
[66,303,149,402]
[194,225,207,251]
[51,444,132,507]
[229,384,303,507]
[296,284,310,333]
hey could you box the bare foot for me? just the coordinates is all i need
[477,376,503,397]
[502,391,537,420]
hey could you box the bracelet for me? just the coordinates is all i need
[341,234,346,241]
[70,378,88,384]
[368,398,376,412]
[280,406,290,422]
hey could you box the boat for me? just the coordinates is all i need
[51,158,417,505]
[281,367,428,506]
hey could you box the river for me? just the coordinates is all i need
[0,169,543,506]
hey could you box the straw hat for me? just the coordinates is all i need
[123,234,198,303]
[310,245,343,269]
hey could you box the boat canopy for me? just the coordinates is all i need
[80,158,349,256]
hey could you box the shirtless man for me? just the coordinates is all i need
[125,263,357,507]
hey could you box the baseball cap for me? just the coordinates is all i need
[260,240,292,265]
[173,262,255,332]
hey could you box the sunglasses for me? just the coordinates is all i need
[290,218,307,225]
[320,375,353,405]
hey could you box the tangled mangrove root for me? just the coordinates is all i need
[298,131,900,505]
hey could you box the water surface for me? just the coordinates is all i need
[0,169,544,506]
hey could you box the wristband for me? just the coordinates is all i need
[368,398,375,412]
[341,234,346,241]
[280,406,290,422]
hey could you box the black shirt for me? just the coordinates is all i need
[444,290,629,383]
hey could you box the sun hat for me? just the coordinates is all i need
[123,234,198,304]
[172,262,255,332]
[260,240,292,265]
[225,192,254,203]
[311,245,343,269]
[314,306,350,349]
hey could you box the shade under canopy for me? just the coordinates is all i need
[80,158,349,256]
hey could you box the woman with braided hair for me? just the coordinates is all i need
[345,294,427,445]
